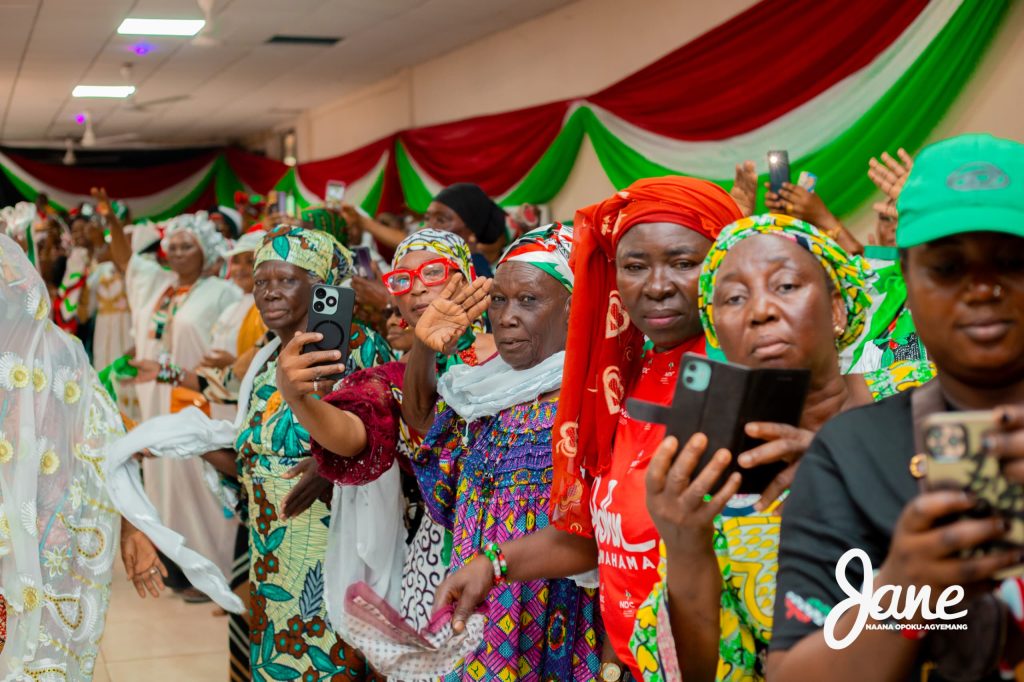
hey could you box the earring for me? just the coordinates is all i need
[834,325,845,337]
[994,284,1004,298]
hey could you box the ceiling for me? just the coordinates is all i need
[0,0,573,148]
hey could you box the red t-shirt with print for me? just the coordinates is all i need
[591,336,704,674]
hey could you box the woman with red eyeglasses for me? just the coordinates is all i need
[277,228,494,630]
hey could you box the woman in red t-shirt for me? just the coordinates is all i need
[433,176,750,679]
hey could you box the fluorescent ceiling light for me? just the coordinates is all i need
[73,85,136,98]
[117,18,205,36]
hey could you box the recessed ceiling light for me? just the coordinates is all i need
[73,85,136,98]
[117,18,205,36]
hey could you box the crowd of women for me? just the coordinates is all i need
[2,131,1024,682]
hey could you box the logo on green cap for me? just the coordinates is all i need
[946,162,1009,192]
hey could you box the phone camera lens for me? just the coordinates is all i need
[315,288,326,299]
[326,297,337,306]
[313,302,324,313]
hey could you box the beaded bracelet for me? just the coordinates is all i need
[156,354,184,386]
[481,542,507,584]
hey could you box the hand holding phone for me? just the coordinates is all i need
[353,246,374,279]
[326,180,346,210]
[302,284,356,383]
[767,150,791,195]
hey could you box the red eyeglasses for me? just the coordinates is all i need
[382,258,456,295]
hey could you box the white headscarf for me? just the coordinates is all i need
[160,211,228,270]
[0,234,123,679]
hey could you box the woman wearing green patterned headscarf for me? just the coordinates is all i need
[632,214,934,682]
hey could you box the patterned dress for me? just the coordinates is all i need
[413,397,602,682]
[629,366,934,681]
[235,328,391,682]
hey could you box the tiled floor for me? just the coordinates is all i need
[96,561,230,682]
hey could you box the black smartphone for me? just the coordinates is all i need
[353,246,374,279]
[303,284,356,382]
[627,353,810,494]
[767,150,790,195]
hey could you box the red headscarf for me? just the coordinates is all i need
[551,176,743,534]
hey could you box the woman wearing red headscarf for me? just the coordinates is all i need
[433,177,743,680]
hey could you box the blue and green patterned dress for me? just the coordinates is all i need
[236,325,392,682]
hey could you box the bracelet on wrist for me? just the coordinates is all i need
[481,542,507,584]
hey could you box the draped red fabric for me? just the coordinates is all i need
[6,151,218,197]
[589,0,930,139]
[296,136,394,199]
[397,101,570,196]
[224,147,288,195]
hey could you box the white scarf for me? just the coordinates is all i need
[436,351,565,422]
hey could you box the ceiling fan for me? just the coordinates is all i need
[191,0,222,47]
[119,63,191,113]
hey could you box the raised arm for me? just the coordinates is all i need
[341,203,408,251]
[94,187,131,272]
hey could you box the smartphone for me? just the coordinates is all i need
[353,246,374,279]
[326,180,346,209]
[627,353,810,495]
[920,411,1024,577]
[275,191,288,216]
[767,150,791,195]
[303,284,356,382]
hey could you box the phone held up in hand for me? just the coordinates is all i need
[627,353,810,495]
[767,150,791,195]
[353,246,374,279]
[326,180,346,210]
[303,284,356,383]
[917,410,1024,578]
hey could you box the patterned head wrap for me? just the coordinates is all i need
[301,206,349,246]
[497,222,574,291]
[160,211,229,270]
[254,224,353,285]
[551,176,743,534]
[699,213,873,351]
[393,228,475,281]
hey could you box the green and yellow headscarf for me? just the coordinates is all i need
[254,224,353,285]
[698,213,873,351]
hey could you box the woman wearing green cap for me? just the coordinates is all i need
[768,134,1024,682]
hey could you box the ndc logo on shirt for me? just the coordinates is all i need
[946,162,1010,192]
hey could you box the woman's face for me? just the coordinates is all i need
[615,222,712,350]
[253,260,314,335]
[70,218,90,248]
[904,232,1024,387]
[165,231,205,279]
[712,234,844,374]
[490,261,570,370]
[392,250,459,328]
[425,201,473,243]
[229,251,256,294]
[385,304,413,352]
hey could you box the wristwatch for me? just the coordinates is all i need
[599,662,623,682]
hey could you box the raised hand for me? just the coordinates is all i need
[415,273,492,354]
[868,148,914,201]
[90,187,112,216]
[730,160,759,217]
[766,182,843,235]
[868,200,898,247]
[276,331,347,404]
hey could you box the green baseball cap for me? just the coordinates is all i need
[896,133,1024,248]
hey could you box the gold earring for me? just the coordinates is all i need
[834,325,845,337]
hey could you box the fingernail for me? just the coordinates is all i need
[738,454,751,468]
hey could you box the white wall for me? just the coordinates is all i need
[289,0,1024,232]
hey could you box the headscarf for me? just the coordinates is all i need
[254,224,352,285]
[497,222,574,291]
[551,176,743,534]
[433,183,507,245]
[225,229,267,258]
[393,228,475,280]
[208,205,240,238]
[0,234,123,674]
[698,214,872,351]
[160,211,228,270]
[392,228,484,341]
[301,206,349,246]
